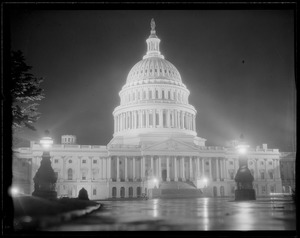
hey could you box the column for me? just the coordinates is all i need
[108,157,111,181]
[224,158,228,179]
[189,156,193,180]
[133,157,136,181]
[181,111,184,129]
[114,117,116,133]
[167,110,170,128]
[151,156,154,177]
[174,157,178,181]
[159,109,163,127]
[181,157,185,181]
[166,156,170,181]
[139,110,142,128]
[116,157,120,181]
[134,111,137,129]
[158,157,162,180]
[175,110,178,128]
[141,157,145,179]
[153,109,156,128]
[125,157,128,181]
[196,157,200,178]
[146,110,149,128]
[209,159,213,180]
[220,158,223,180]
[202,158,205,177]
[216,158,219,181]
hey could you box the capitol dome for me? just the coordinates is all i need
[126,57,182,86]
[110,19,203,146]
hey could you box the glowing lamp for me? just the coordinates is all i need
[236,144,249,155]
[153,178,158,184]
[40,136,53,150]
[9,186,19,197]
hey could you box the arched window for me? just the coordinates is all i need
[112,187,117,198]
[162,90,165,99]
[168,91,171,99]
[68,168,73,180]
[156,90,158,99]
[137,187,142,197]
[220,186,225,197]
[120,187,125,198]
[129,187,133,197]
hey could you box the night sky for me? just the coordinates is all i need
[9,9,296,151]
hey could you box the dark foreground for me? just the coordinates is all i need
[13,196,101,230]
[45,197,296,231]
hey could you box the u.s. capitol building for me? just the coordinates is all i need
[13,19,285,199]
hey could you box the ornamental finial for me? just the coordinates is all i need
[151,18,155,31]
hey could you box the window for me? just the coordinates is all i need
[261,172,265,179]
[55,159,59,163]
[69,160,72,164]
[68,169,73,180]
[120,187,125,198]
[82,160,86,164]
[269,161,272,165]
[112,187,117,198]
[261,161,264,165]
[229,161,233,165]
[269,171,273,179]
[93,160,97,164]
[93,189,97,195]
[230,172,234,180]
[129,187,133,197]
[206,161,209,166]
[82,172,86,180]
[149,90,152,99]
[262,186,266,193]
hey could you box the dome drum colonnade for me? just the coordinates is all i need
[112,19,197,137]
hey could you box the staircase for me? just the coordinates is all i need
[157,181,203,198]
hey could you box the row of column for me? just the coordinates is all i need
[114,109,196,132]
[112,156,231,182]
[121,88,186,105]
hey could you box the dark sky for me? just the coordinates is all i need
[9,9,296,151]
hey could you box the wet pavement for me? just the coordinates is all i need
[45,197,296,231]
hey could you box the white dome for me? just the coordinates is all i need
[126,57,182,85]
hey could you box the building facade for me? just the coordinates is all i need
[13,20,286,199]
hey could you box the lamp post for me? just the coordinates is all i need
[32,131,57,200]
[234,138,256,201]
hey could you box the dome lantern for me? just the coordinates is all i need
[144,19,164,60]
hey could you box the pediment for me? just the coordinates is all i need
[143,138,199,152]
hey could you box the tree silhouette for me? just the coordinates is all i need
[11,50,44,131]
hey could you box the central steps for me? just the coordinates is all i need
[153,181,203,198]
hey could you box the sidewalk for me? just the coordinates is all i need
[13,195,101,231]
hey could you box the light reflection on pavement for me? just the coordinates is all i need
[46,197,296,231]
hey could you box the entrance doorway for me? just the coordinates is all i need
[213,186,218,197]
[162,169,167,181]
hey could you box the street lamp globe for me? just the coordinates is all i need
[40,136,53,150]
